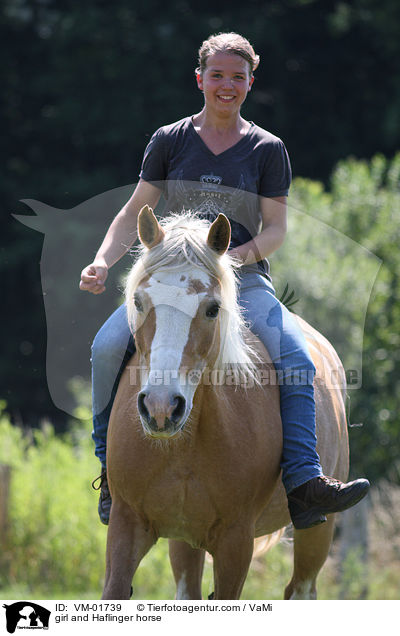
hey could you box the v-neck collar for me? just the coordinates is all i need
[188,117,254,158]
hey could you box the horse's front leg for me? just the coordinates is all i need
[211,525,254,600]
[102,497,156,599]
[284,515,336,600]
[168,540,205,599]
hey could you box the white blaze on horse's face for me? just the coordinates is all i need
[135,266,222,439]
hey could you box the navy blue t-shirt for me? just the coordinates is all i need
[139,116,291,278]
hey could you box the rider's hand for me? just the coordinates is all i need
[79,263,108,295]
[228,247,246,266]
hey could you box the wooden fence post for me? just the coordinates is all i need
[0,464,11,544]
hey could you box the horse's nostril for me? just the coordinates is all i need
[171,395,186,423]
[137,392,150,422]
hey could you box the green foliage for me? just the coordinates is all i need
[337,547,368,600]
[0,407,105,595]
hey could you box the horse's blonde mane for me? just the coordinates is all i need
[125,212,259,385]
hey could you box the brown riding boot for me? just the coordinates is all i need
[288,475,370,530]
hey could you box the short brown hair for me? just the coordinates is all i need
[196,32,260,75]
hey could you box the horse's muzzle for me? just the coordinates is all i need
[137,389,187,438]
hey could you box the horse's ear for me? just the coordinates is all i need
[137,205,165,249]
[207,214,231,255]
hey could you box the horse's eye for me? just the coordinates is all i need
[134,295,143,312]
[205,302,220,319]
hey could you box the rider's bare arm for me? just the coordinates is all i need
[229,196,287,266]
[79,179,162,294]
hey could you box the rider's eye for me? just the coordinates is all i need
[134,295,143,312]
[205,302,220,319]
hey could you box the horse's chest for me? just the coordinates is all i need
[140,469,217,544]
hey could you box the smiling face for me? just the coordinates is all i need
[196,52,254,117]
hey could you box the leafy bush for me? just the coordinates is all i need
[0,404,106,596]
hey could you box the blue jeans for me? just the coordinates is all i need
[91,272,322,493]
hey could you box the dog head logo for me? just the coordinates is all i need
[2,602,51,633]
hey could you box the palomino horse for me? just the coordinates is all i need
[102,206,349,600]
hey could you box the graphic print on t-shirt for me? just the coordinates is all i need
[173,170,246,228]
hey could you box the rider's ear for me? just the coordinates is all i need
[207,214,231,255]
[196,70,203,91]
[138,205,165,249]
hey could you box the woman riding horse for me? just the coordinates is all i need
[80,32,369,531]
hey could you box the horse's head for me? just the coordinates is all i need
[125,205,235,439]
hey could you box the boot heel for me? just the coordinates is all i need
[291,510,327,530]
